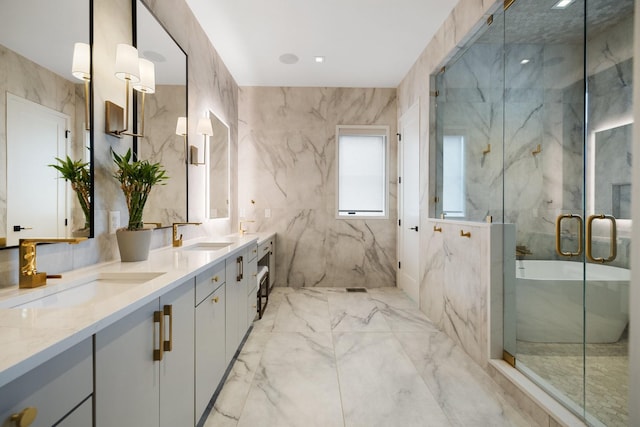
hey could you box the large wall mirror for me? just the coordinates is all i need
[134,0,188,226]
[207,111,230,219]
[0,0,93,247]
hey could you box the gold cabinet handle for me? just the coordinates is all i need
[10,407,38,427]
[433,225,442,233]
[263,246,270,252]
[555,214,583,257]
[586,214,617,263]
[236,256,243,281]
[460,230,471,238]
[163,305,173,352]
[253,249,257,254]
[153,310,164,361]
[211,275,219,283]
[212,296,220,303]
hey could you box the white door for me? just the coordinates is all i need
[6,93,68,246]
[398,101,420,302]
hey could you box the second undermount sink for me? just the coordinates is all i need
[184,242,234,251]
[4,271,166,309]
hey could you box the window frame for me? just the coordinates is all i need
[335,125,390,220]
[441,132,466,218]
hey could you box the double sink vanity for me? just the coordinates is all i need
[0,232,275,426]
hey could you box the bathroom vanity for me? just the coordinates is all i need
[0,232,275,426]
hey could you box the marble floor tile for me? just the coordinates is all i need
[272,288,331,332]
[328,293,390,332]
[395,331,536,427]
[237,331,343,427]
[206,287,537,427]
[334,331,452,427]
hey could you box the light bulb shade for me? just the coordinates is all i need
[176,117,187,136]
[133,58,155,93]
[71,42,91,81]
[196,117,213,136]
[114,44,140,83]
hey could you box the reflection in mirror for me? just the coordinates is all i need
[0,0,92,247]
[135,0,187,226]
[207,111,230,219]
[594,123,633,219]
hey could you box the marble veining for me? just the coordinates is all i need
[208,287,538,427]
[238,87,397,288]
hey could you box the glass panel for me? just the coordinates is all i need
[433,10,504,222]
[585,0,634,425]
[135,0,188,226]
[208,110,230,219]
[442,135,465,217]
[503,0,587,417]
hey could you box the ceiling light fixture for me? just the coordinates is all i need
[315,56,325,63]
[552,0,575,9]
[520,59,530,64]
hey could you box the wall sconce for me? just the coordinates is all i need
[105,44,155,138]
[71,42,91,131]
[190,117,211,165]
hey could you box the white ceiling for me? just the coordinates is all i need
[184,0,459,88]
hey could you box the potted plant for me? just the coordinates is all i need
[112,148,168,261]
[49,156,91,236]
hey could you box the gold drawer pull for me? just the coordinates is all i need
[11,407,38,427]
[211,275,219,283]
[153,310,164,361]
[212,296,220,303]
[433,225,442,233]
[253,249,257,254]
[460,230,471,238]
[163,305,173,352]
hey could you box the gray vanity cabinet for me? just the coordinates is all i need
[194,262,227,421]
[95,279,195,427]
[0,338,92,427]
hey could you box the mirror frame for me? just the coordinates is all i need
[132,0,189,226]
[0,0,94,248]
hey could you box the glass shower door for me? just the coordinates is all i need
[502,0,588,418]
[584,1,634,425]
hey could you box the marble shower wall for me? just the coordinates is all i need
[238,87,397,288]
[0,0,238,288]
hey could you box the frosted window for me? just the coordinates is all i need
[442,135,465,217]
[337,129,387,217]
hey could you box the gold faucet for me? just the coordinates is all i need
[19,238,87,288]
[239,220,255,236]
[172,222,201,247]
[143,222,163,229]
[515,245,532,260]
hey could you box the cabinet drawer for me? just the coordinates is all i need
[258,240,271,260]
[0,338,92,427]
[246,259,258,296]
[247,244,258,262]
[195,261,225,306]
[57,396,92,427]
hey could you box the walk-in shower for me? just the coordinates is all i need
[433,0,634,425]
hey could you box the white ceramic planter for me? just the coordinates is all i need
[116,228,152,262]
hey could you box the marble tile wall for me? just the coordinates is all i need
[238,87,397,288]
[0,0,238,288]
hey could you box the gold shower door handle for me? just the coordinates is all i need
[555,214,583,257]
[586,214,617,263]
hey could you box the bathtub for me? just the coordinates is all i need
[515,260,630,343]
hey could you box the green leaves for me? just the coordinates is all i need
[112,148,169,230]
[49,156,91,229]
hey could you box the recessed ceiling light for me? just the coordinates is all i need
[520,59,530,64]
[552,0,575,9]
[279,53,299,65]
[315,56,325,63]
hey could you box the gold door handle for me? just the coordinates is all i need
[163,305,173,352]
[10,407,38,427]
[153,310,164,361]
[211,275,219,283]
[555,214,583,257]
[586,214,617,263]
[433,225,442,233]
[212,296,220,303]
[460,230,471,238]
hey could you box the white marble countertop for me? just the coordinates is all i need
[0,232,273,389]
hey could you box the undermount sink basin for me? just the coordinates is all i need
[3,271,165,309]
[184,242,234,251]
